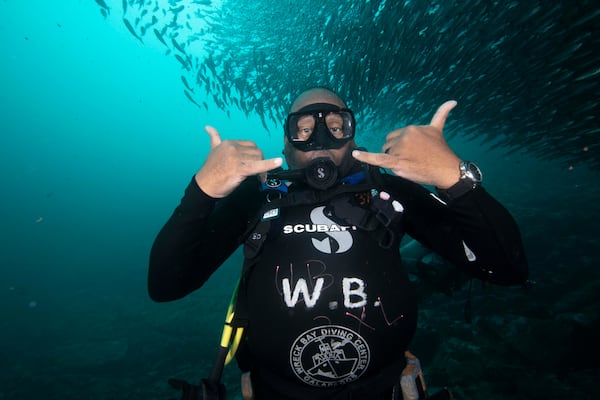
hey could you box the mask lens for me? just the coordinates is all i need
[325,111,353,140]
[289,114,316,142]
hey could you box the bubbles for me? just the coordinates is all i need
[6,285,38,309]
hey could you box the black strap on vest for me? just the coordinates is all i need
[329,190,403,249]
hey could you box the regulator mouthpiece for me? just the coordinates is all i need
[267,158,338,190]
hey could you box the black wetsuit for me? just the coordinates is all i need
[149,169,528,399]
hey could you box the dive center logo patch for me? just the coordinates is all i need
[290,325,370,387]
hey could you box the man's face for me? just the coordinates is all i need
[284,93,356,170]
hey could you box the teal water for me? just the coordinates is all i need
[0,1,598,399]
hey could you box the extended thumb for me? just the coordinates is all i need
[430,100,457,131]
[205,125,222,148]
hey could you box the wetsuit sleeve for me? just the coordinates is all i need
[148,177,262,302]
[387,176,528,285]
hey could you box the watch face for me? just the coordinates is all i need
[465,162,483,183]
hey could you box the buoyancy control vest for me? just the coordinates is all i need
[226,164,420,398]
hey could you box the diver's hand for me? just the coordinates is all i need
[352,101,461,188]
[194,126,283,198]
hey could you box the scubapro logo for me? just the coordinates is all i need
[290,325,370,387]
[317,167,326,179]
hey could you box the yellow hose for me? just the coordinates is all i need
[218,279,244,365]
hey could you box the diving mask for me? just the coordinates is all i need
[285,103,355,151]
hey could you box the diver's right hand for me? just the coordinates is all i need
[194,125,283,198]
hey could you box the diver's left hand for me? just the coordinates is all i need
[352,101,462,188]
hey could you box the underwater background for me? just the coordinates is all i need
[0,0,598,399]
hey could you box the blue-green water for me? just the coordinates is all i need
[0,1,598,399]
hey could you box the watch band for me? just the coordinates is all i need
[437,179,479,202]
[437,161,482,202]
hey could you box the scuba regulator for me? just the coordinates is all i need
[266,157,339,190]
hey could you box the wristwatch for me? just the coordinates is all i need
[437,161,482,202]
[459,160,482,183]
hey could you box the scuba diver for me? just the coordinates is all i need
[148,87,528,399]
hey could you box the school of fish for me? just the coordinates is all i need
[96,0,599,169]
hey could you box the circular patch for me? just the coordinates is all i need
[289,325,370,387]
